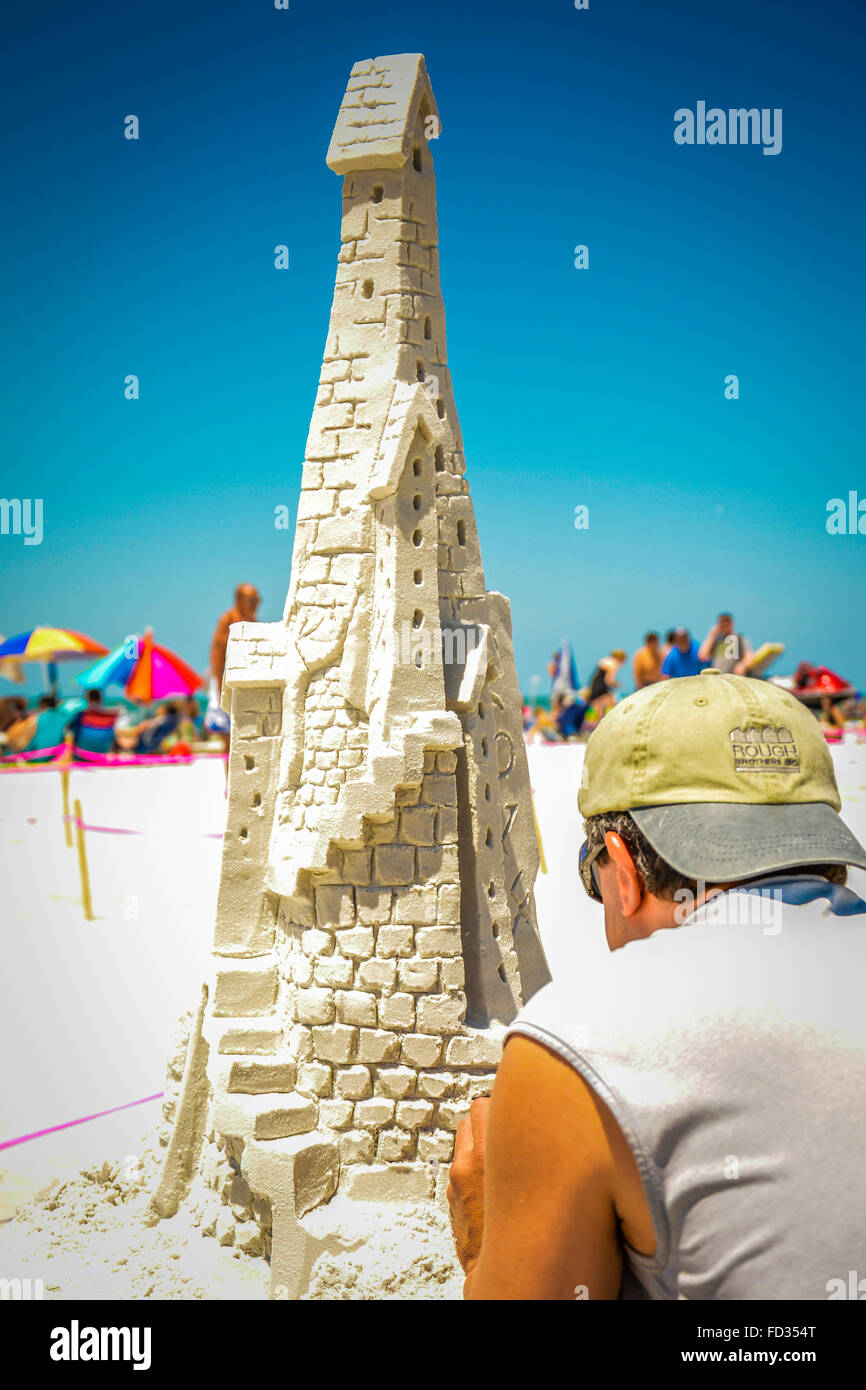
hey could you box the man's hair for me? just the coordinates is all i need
[665,629,676,644]
[719,612,734,621]
[583,810,847,899]
[86,688,101,703]
[644,631,659,644]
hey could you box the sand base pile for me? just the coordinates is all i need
[1,1125,463,1300]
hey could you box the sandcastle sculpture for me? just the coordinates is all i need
[153,52,550,1296]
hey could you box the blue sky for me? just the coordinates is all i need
[2,0,864,699]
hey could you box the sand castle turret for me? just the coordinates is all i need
[153,53,549,1296]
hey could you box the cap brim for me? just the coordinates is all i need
[630,802,866,883]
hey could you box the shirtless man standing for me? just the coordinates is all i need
[204,583,261,743]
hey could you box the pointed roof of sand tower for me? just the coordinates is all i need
[326,54,440,173]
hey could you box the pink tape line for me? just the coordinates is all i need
[60,814,223,839]
[1,745,227,768]
[0,1092,165,1152]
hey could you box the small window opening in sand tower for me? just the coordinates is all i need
[484,782,491,802]
[424,316,432,340]
[488,881,495,899]
[498,963,508,983]
[362,279,374,299]
[481,735,489,758]
[456,518,466,546]
[416,360,425,382]
[434,445,445,472]
[412,609,423,629]
[239,826,249,841]
[413,494,422,511]
[413,145,422,172]
[244,755,255,772]
[412,528,423,546]
[413,568,423,585]
[412,458,421,476]
[372,183,384,203]
[252,790,262,808]
[436,398,445,418]
[414,649,423,668]
[485,826,493,848]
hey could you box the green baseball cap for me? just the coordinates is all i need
[578,671,866,882]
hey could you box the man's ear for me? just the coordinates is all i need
[603,832,643,916]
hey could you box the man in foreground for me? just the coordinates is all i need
[448,671,866,1298]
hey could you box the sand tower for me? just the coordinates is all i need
[153,53,549,1296]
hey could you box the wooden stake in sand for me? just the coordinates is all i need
[73,797,94,921]
[61,768,73,847]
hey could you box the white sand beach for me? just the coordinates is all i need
[2,736,865,1298]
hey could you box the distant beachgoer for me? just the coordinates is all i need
[206,584,261,744]
[178,697,201,744]
[661,628,705,679]
[5,695,74,756]
[818,695,847,729]
[111,702,181,755]
[0,696,27,732]
[527,703,562,744]
[659,629,677,665]
[633,632,662,690]
[0,697,28,752]
[138,703,181,755]
[66,688,119,755]
[586,650,627,719]
[160,698,200,754]
[698,613,753,675]
[557,693,587,739]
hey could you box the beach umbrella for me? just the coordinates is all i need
[550,640,579,700]
[0,627,108,694]
[77,629,203,702]
[0,635,24,685]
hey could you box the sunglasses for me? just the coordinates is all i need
[579,837,606,904]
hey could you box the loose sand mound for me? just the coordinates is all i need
[1,1133,462,1300]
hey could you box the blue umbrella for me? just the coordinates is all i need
[76,635,141,693]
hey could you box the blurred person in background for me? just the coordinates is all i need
[633,632,662,690]
[205,583,261,747]
[698,612,753,675]
[66,688,119,755]
[661,628,704,679]
[586,649,627,719]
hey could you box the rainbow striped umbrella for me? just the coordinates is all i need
[0,627,107,663]
[77,629,203,703]
[0,627,108,694]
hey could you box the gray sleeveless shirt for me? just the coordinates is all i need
[506,875,866,1299]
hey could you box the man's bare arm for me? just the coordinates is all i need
[697,625,718,662]
[449,1035,627,1300]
